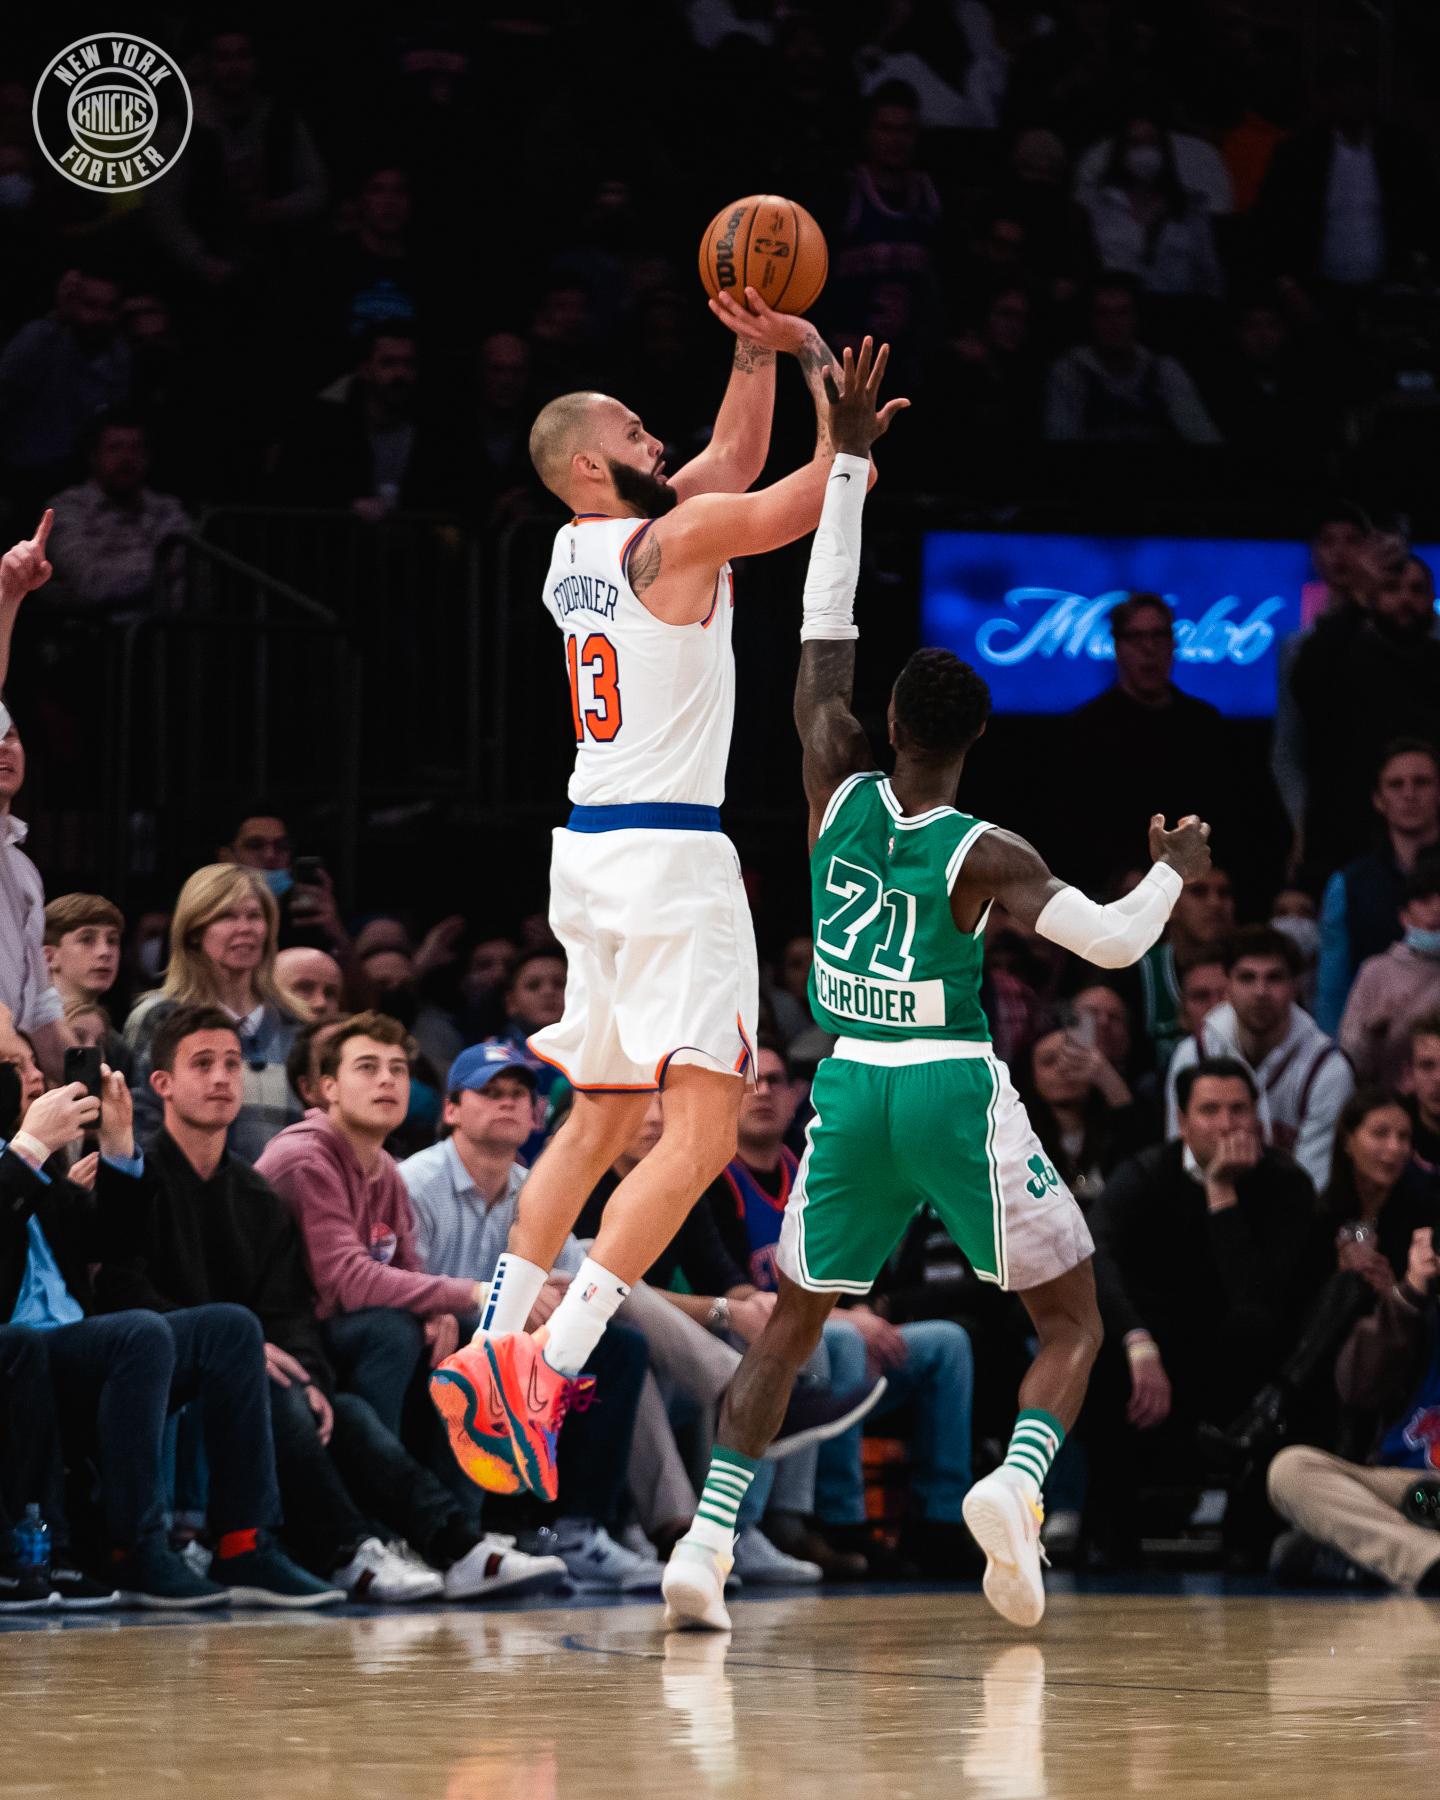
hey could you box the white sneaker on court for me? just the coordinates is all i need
[732,1526,822,1586]
[443,1535,568,1602]
[962,1467,1048,1628]
[662,1540,734,1632]
[333,1537,444,1603]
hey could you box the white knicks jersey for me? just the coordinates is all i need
[541,513,736,807]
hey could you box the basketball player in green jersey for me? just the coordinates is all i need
[662,354,1212,1633]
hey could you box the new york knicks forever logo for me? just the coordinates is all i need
[32,33,192,193]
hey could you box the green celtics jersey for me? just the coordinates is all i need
[808,772,992,1042]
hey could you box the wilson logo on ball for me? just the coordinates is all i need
[32,31,192,193]
[699,194,828,317]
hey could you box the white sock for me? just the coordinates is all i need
[479,1254,547,1337]
[542,1255,630,1375]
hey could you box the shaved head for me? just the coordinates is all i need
[529,392,608,499]
[527,391,674,516]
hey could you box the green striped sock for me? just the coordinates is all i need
[688,1446,760,1554]
[1003,1410,1065,1500]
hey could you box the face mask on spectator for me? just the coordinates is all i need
[1123,145,1164,183]
[262,867,294,899]
[1270,915,1320,964]
[1405,926,1440,959]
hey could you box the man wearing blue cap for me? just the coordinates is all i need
[401,1040,658,1592]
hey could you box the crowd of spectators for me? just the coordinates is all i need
[6,6,1440,1613]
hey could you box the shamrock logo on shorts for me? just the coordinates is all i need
[1025,1153,1060,1201]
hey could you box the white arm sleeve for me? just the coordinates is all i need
[1034,863,1184,969]
[800,453,870,641]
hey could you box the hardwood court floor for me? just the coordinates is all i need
[3,1584,1438,1799]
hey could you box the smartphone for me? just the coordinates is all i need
[0,1062,22,1138]
[63,1045,104,1099]
[63,1045,103,1155]
[292,855,327,887]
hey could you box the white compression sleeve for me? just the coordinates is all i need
[1034,863,1184,969]
[800,453,870,641]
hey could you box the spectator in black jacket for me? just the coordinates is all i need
[1083,1057,1320,1559]
[0,1053,333,1608]
[99,1005,559,1606]
[1061,593,1229,893]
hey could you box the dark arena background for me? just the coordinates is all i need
[4,6,1440,1797]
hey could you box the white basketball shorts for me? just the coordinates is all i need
[529,820,759,1092]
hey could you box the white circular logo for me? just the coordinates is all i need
[32,33,192,193]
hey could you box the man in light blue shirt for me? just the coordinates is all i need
[401,1041,655,1592]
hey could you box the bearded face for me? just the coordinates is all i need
[607,456,678,518]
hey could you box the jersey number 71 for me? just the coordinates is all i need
[567,633,622,743]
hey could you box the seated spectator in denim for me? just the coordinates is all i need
[1268,1221,1440,1593]
[257,1012,482,1433]
[0,1058,333,1608]
[45,417,190,613]
[1085,1059,1319,1561]
[1044,276,1222,445]
[1316,741,1440,1034]
[126,864,307,1162]
[97,1005,557,1604]
[699,1042,975,1578]
[1167,926,1354,1191]
[400,1041,658,1593]
[0,1315,118,1610]
[44,892,127,1074]
[1340,863,1440,1087]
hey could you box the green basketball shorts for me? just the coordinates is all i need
[778,1038,1095,1296]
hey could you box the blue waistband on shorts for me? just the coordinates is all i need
[566,803,723,833]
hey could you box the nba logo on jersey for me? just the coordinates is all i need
[581,1282,598,1303]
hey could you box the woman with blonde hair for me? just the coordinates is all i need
[125,865,308,1160]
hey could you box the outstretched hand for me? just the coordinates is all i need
[822,337,909,457]
[0,510,53,610]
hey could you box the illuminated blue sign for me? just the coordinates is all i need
[920,532,1439,718]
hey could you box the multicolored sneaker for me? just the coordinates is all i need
[482,1331,595,1502]
[962,1466,1049,1628]
[429,1342,525,1496]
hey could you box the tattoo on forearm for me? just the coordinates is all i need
[629,530,663,597]
[733,339,775,375]
[797,337,840,448]
[796,639,856,720]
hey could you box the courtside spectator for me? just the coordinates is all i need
[401,1041,659,1593]
[1167,926,1354,1190]
[98,1005,554,1604]
[1087,1059,1319,1562]
[0,704,75,1080]
[125,865,306,1161]
[275,947,346,1022]
[1406,1021,1440,1175]
[45,893,126,1074]
[1021,1024,1148,1206]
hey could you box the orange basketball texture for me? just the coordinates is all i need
[698,195,828,316]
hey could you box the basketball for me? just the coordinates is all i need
[698,194,828,316]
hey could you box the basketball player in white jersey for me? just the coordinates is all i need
[429,301,906,1505]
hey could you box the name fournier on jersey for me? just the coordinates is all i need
[552,572,619,622]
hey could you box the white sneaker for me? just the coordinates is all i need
[731,1526,821,1586]
[556,1523,662,1593]
[662,1539,734,1631]
[333,1537,444,1604]
[962,1467,1048,1628]
[443,1534,567,1602]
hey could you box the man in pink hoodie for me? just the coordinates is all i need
[258,1011,484,1435]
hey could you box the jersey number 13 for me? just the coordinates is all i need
[567,633,622,743]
